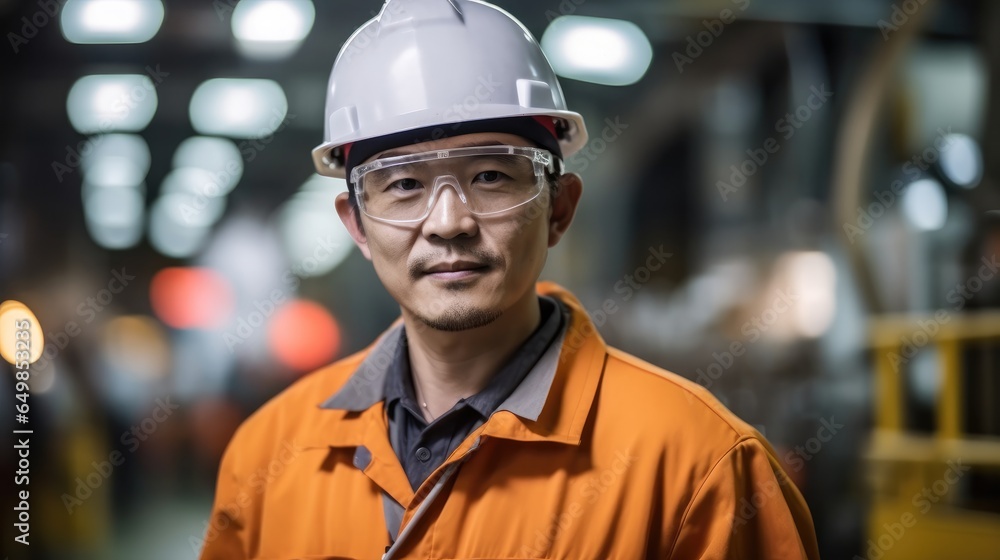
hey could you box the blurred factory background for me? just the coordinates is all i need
[1,0,999,558]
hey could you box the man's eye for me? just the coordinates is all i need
[474,170,503,183]
[388,178,422,192]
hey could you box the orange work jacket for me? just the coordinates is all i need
[199,282,819,559]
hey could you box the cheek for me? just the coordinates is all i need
[365,229,412,281]
[501,214,550,275]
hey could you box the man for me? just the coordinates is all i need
[200,0,819,558]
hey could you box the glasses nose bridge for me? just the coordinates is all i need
[428,173,470,208]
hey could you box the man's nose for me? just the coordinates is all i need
[421,181,479,239]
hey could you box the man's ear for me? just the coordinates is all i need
[335,192,372,261]
[547,172,583,248]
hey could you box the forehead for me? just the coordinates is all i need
[366,132,535,163]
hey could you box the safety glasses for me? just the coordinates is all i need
[349,145,557,224]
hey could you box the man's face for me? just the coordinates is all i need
[335,132,579,332]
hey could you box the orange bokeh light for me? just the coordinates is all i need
[150,267,234,329]
[267,299,340,372]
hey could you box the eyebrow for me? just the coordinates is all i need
[374,140,506,160]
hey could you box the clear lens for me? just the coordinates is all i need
[352,146,552,223]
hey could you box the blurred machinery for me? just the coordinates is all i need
[829,1,1000,556]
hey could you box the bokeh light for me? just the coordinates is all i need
[171,136,244,197]
[150,268,235,329]
[939,133,983,189]
[67,74,158,133]
[232,0,316,59]
[61,0,165,44]
[277,174,353,277]
[98,316,171,380]
[81,133,151,188]
[267,299,340,372]
[83,184,145,249]
[902,178,949,231]
[0,300,45,365]
[189,78,288,138]
[542,16,653,86]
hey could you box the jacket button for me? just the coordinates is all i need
[415,447,431,462]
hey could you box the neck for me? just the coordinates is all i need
[402,290,541,420]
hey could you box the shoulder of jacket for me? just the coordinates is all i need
[221,348,369,470]
[602,346,762,446]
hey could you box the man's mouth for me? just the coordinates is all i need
[422,260,490,279]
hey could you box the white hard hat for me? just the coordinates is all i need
[311,0,589,179]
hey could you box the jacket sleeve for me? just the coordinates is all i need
[667,437,820,560]
[198,438,253,560]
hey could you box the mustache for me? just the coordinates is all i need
[408,246,505,280]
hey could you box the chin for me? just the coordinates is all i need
[413,302,504,332]
[404,279,506,329]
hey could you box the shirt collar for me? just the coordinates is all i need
[307,282,608,450]
[463,295,563,417]
[320,296,570,422]
[319,324,405,412]
[380,327,411,413]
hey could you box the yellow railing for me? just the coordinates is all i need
[869,310,1000,439]
[863,311,1000,559]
